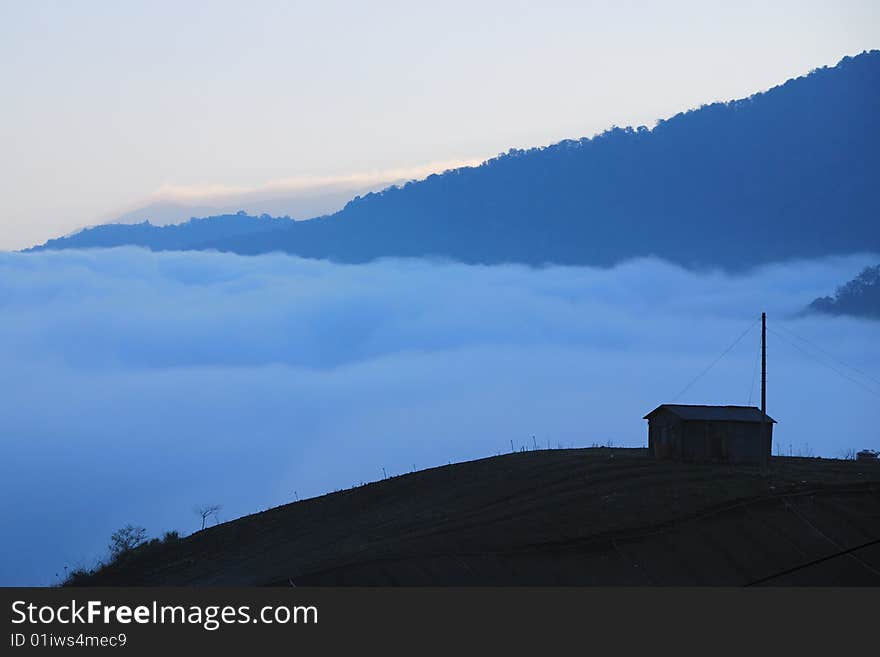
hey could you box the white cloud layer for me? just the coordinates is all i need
[99,158,486,228]
[1,249,878,585]
[149,158,485,205]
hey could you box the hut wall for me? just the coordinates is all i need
[680,420,771,464]
[650,416,773,464]
[648,409,683,460]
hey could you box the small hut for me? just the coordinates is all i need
[644,404,775,465]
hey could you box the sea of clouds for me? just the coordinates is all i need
[1,248,878,585]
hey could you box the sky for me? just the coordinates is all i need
[1,248,879,585]
[1,0,879,249]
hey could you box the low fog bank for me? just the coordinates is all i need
[1,249,878,585]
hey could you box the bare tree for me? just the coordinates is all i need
[194,504,222,530]
[108,524,148,560]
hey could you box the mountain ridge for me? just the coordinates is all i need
[30,50,880,269]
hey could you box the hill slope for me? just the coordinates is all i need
[33,51,880,268]
[68,449,880,586]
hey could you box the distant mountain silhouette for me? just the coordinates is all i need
[31,51,880,268]
[808,265,880,318]
[99,176,400,228]
[107,201,225,227]
[29,212,292,252]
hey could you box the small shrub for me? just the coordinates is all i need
[63,567,95,586]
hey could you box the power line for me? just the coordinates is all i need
[767,326,880,399]
[745,535,880,586]
[673,317,759,402]
[773,322,880,388]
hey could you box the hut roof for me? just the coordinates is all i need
[643,404,776,423]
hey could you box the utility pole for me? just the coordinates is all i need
[761,311,769,464]
[761,311,766,416]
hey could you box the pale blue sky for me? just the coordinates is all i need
[1,0,878,249]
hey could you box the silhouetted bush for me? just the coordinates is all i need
[108,524,148,559]
[62,567,96,586]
